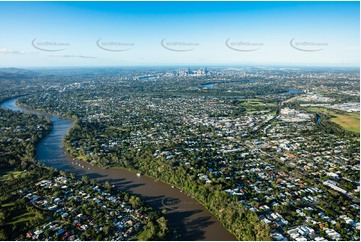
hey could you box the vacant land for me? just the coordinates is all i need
[331,113,360,133]
[306,107,360,133]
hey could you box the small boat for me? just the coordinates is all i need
[171,186,175,188]
[136,173,141,177]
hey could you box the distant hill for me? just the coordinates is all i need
[0,68,38,79]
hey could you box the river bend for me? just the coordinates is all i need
[1,98,236,241]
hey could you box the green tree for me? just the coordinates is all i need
[81,175,89,183]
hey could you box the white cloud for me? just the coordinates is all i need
[0,48,26,54]
[49,54,96,59]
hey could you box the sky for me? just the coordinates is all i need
[0,1,359,67]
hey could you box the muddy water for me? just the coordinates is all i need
[1,98,236,241]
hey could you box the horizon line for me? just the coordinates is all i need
[1,64,360,69]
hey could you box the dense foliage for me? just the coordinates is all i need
[0,108,169,241]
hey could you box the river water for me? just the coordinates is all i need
[1,98,236,241]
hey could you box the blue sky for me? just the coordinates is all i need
[0,1,359,67]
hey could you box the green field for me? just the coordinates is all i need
[306,107,360,133]
[1,198,35,226]
[242,99,277,107]
[1,202,14,208]
[331,113,360,133]
[0,170,27,181]
[8,212,35,225]
[240,99,277,114]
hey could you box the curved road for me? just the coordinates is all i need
[1,98,236,241]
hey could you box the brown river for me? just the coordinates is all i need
[1,98,236,241]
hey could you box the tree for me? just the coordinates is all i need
[81,175,89,183]
[140,221,156,240]
[129,196,141,208]
[70,173,76,180]
[156,216,168,238]
[104,181,112,191]
[0,229,7,240]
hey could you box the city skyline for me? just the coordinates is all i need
[0,1,359,67]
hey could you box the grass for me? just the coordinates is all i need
[0,169,11,178]
[0,170,26,181]
[8,212,35,225]
[242,100,277,115]
[242,100,277,107]
[107,126,128,131]
[2,202,34,225]
[306,107,360,133]
[331,113,360,133]
[136,227,153,240]
[1,202,15,208]
[75,155,88,161]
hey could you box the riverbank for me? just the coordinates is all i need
[1,98,237,241]
[0,106,168,240]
